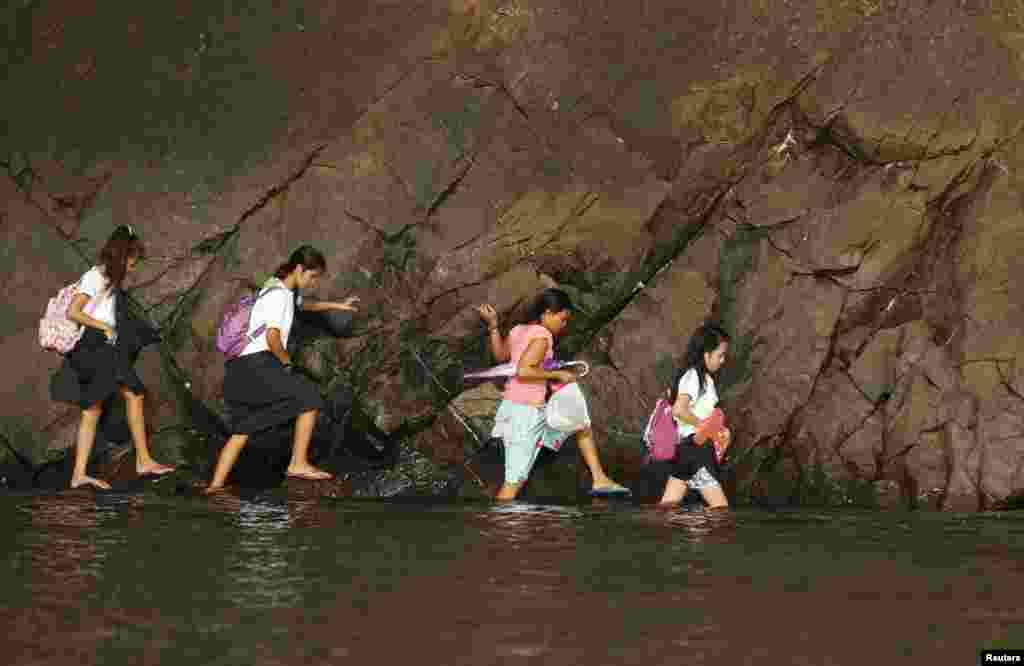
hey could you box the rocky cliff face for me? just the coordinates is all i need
[3,0,1023,509]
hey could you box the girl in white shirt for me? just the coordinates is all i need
[64,226,176,489]
[657,323,732,509]
[206,246,356,492]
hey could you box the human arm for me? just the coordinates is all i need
[516,338,575,384]
[477,304,510,362]
[66,293,114,340]
[300,296,360,313]
[253,289,293,366]
[266,328,291,367]
[671,393,702,428]
[671,369,705,427]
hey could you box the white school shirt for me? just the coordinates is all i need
[675,368,719,438]
[239,278,303,357]
[78,266,117,328]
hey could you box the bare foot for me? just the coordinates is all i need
[71,475,111,490]
[285,465,333,481]
[137,461,176,476]
[203,484,228,495]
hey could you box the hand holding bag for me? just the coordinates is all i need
[545,382,591,432]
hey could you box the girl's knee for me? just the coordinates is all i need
[701,485,729,509]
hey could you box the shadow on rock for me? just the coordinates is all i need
[196,382,402,492]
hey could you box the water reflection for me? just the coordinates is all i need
[21,495,130,598]
[474,502,581,543]
[215,496,314,609]
[237,496,291,531]
[1,493,1022,665]
[664,507,738,549]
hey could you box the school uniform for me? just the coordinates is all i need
[649,368,722,491]
[60,267,147,409]
[222,278,324,435]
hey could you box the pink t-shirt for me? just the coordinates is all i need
[503,324,554,406]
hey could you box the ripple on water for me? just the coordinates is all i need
[1,493,1022,665]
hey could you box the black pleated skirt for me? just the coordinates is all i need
[223,351,324,435]
[66,328,146,409]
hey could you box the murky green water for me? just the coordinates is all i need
[2,492,1021,665]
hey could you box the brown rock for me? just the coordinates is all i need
[4,0,1024,510]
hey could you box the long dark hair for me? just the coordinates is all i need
[274,245,327,279]
[525,288,574,323]
[668,322,730,404]
[98,225,145,289]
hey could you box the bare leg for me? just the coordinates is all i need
[659,476,688,506]
[286,410,332,480]
[575,427,628,492]
[495,481,522,501]
[121,388,175,476]
[206,434,249,492]
[71,403,111,490]
[699,484,729,510]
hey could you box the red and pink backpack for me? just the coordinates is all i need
[642,398,679,463]
[643,399,729,465]
[38,278,97,354]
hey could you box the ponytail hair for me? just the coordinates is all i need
[525,288,575,323]
[98,224,145,290]
[668,322,730,405]
[274,245,327,279]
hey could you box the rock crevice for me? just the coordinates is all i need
[2,0,1023,507]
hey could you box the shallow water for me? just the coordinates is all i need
[2,491,1022,665]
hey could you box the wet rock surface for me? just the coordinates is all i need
[3,0,1024,508]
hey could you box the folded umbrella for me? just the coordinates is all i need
[464,359,590,380]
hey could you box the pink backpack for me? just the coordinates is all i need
[215,287,283,359]
[642,398,679,462]
[39,279,95,354]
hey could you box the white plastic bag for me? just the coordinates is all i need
[545,382,591,432]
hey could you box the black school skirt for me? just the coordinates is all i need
[66,328,147,409]
[646,435,721,485]
[223,351,324,435]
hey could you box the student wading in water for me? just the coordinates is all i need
[655,323,732,509]
[206,246,357,492]
[477,290,629,500]
[63,226,176,489]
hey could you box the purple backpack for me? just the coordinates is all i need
[215,287,282,359]
[642,398,679,462]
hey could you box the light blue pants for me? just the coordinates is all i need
[491,400,571,484]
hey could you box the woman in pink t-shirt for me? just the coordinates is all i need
[478,289,629,501]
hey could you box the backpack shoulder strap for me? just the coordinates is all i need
[244,286,288,340]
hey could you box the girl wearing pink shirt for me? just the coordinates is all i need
[478,289,629,501]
